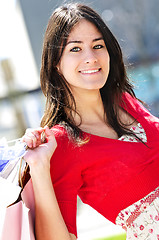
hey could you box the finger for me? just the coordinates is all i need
[25,128,44,139]
[44,127,57,149]
[22,132,39,148]
[22,128,45,148]
[44,126,55,139]
[22,135,35,149]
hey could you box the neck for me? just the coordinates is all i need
[71,88,105,126]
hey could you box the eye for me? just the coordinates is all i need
[70,47,81,52]
[93,44,104,49]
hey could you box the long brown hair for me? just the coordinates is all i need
[40,2,136,142]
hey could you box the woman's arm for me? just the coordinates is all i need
[22,127,77,240]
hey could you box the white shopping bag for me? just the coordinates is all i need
[0,138,27,183]
[0,179,35,240]
[0,138,35,240]
[0,177,22,235]
[0,138,28,207]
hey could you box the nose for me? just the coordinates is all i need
[84,49,97,64]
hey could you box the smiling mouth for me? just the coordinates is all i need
[80,68,101,74]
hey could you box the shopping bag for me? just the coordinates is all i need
[0,138,35,240]
[0,137,27,185]
[0,179,35,240]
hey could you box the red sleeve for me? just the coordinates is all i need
[50,126,82,238]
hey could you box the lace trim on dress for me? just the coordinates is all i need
[118,123,147,143]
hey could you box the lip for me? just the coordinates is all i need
[79,68,101,74]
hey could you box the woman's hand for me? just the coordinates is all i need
[22,126,57,174]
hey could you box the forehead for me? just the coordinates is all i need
[67,19,102,41]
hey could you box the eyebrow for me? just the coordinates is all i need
[67,37,104,45]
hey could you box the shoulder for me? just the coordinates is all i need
[121,91,138,106]
[51,124,68,140]
[50,124,76,153]
[121,92,148,114]
[121,92,159,126]
[50,124,74,145]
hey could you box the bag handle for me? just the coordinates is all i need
[18,157,30,190]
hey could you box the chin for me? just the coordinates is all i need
[86,82,106,90]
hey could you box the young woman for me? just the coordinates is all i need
[22,2,159,240]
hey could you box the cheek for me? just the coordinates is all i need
[99,50,110,64]
[104,53,110,70]
[59,55,75,71]
[58,60,67,75]
[105,51,110,61]
[59,60,74,82]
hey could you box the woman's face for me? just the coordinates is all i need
[57,19,110,92]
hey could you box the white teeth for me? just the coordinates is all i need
[81,69,100,74]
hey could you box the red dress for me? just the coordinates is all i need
[50,92,159,238]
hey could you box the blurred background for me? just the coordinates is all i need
[0,0,159,239]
